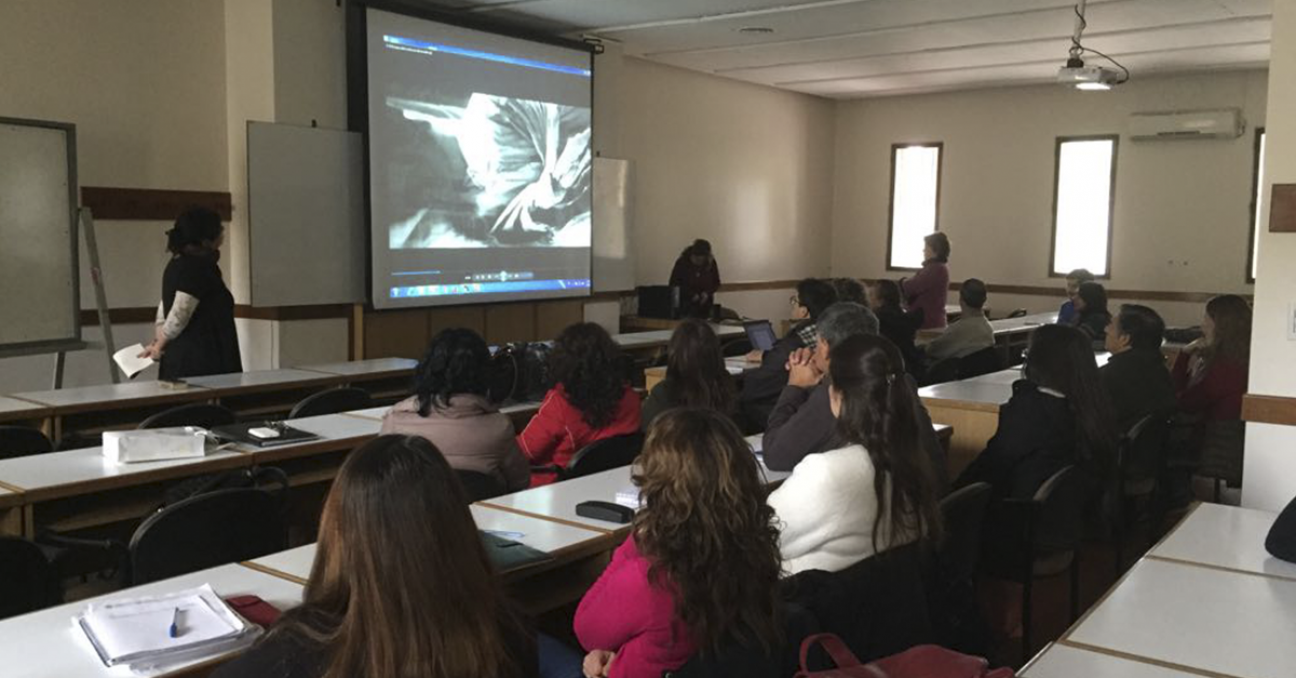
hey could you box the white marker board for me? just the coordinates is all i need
[592,157,634,292]
[0,118,80,357]
[247,122,366,307]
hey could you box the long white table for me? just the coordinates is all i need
[0,563,304,678]
[1149,502,1296,580]
[1022,643,1201,677]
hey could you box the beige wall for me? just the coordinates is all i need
[0,0,228,391]
[831,70,1269,325]
[1242,0,1296,512]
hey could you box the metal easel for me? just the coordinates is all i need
[52,207,118,389]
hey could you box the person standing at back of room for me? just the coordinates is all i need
[900,232,951,330]
[138,206,241,380]
[517,323,641,486]
[669,239,720,319]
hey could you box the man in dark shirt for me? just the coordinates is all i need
[761,301,950,493]
[1100,304,1177,432]
[740,279,837,428]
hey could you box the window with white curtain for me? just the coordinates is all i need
[887,143,942,269]
[1051,136,1118,276]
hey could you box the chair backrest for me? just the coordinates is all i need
[129,486,287,585]
[1121,411,1173,485]
[956,347,1006,380]
[1007,308,1028,319]
[936,482,993,582]
[288,387,373,419]
[921,359,960,387]
[0,426,54,460]
[0,537,60,619]
[138,403,237,430]
[1030,465,1087,554]
[1198,419,1246,487]
[455,469,506,503]
[563,432,646,480]
[664,602,819,678]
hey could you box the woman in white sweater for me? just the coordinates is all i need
[768,334,944,575]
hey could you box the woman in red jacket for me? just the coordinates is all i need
[573,408,783,678]
[517,323,641,485]
[1172,295,1252,423]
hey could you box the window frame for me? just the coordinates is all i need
[885,141,944,272]
[1048,134,1119,280]
[1246,127,1266,284]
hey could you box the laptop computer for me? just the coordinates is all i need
[744,320,777,352]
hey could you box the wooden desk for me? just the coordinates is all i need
[0,563,303,678]
[187,369,345,419]
[0,396,54,435]
[299,357,417,403]
[0,485,22,536]
[1022,643,1199,677]
[1148,503,1296,580]
[0,444,251,537]
[12,382,214,441]
[918,369,1016,477]
[1064,557,1296,678]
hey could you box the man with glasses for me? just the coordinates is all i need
[740,279,837,429]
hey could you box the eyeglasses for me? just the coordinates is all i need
[789,295,801,306]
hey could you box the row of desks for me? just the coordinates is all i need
[1022,502,1296,678]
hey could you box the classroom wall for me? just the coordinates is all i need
[0,0,228,391]
[831,70,1269,326]
[1241,0,1296,512]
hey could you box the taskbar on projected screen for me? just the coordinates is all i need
[389,278,590,299]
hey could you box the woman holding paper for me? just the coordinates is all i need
[138,207,241,379]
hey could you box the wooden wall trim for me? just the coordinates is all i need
[1242,394,1296,427]
[233,304,352,321]
[944,281,1251,304]
[81,187,233,221]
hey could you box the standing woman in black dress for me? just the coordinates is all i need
[139,207,241,379]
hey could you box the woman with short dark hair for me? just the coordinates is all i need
[1071,281,1112,344]
[213,435,536,678]
[640,319,736,428]
[381,328,530,491]
[669,239,721,318]
[900,232,951,330]
[139,206,241,380]
[517,323,641,485]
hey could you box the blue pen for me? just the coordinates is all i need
[169,607,181,638]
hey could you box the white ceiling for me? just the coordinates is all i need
[417,0,1272,99]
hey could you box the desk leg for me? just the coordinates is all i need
[0,505,23,537]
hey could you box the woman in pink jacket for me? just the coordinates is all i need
[572,408,784,678]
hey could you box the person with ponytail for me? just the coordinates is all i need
[138,206,241,379]
[381,328,530,492]
[767,334,944,575]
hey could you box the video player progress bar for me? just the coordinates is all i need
[390,279,590,298]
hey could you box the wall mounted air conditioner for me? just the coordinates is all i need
[1128,109,1244,140]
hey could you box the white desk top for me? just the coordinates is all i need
[184,368,336,392]
[918,373,1015,408]
[248,504,608,583]
[0,563,303,678]
[613,325,743,350]
[0,395,49,417]
[1022,643,1200,678]
[341,400,540,423]
[989,312,1058,335]
[298,357,417,377]
[12,381,212,410]
[280,413,382,441]
[1150,503,1296,580]
[1067,558,1296,678]
[0,444,248,497]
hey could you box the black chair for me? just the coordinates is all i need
[0,537,62,619]
[138,403,237,430]
[929,482,993,654]
[1006,308,1028,319]
[129,467,290,584]
[1197,419,1245,503]
[956,346,1007,380]
[455,470,506,503]
[288,387,373,419]
[1112,411,1173,574]
[558,432,646,481]
[784,541,934,664]
[721,337,754,358]
[998,465,1088,658]
[0,426,54,460]
[664,602,819,678]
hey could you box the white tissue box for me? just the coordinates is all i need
[102,427,207,464]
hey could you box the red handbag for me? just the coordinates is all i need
[794,634,1014,678]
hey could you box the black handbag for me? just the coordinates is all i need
[1266,494,1296,563]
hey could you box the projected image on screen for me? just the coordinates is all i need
[366,9,593,309]
[384,93,591,249]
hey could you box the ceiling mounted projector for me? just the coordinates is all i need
[1057,58,1121,91]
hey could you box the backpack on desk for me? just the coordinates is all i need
[795,634,1013,678]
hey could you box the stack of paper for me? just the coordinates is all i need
[76,584,262,670]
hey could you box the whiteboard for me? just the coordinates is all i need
[0,118,80,356]
[247,122,366,307]
[592,157,635,292]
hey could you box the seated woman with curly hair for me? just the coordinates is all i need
[517,322,641,486]
[571,408,784,678]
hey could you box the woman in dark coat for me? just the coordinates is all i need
[669,239,721,318]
